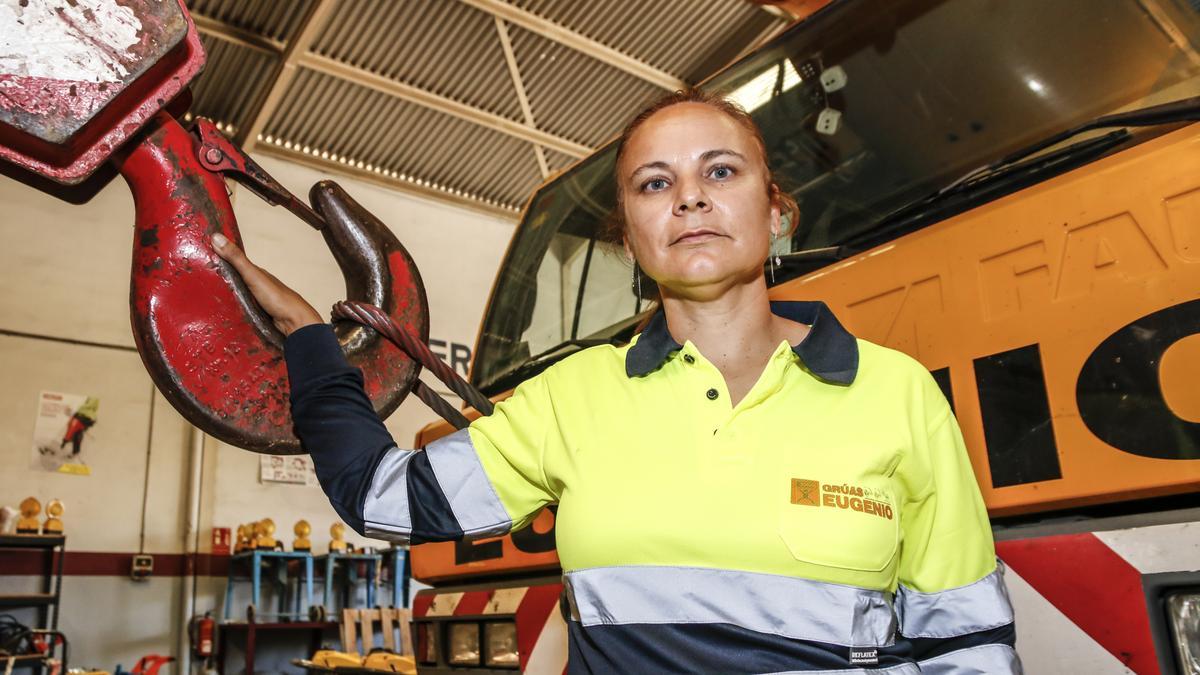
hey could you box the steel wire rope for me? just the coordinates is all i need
[331,301,495,430]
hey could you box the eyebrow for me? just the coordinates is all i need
[700,148,746,163]
[629,149,747,180]
[629,161,670,180]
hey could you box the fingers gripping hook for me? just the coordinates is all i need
[117,112,428,453]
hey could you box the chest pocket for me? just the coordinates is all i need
[777,477,899,572]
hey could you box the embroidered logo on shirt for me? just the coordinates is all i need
[790,480,894,520]
[790,479,820,506]
[849,647,879,665]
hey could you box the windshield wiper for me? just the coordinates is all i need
[843,96,1200,250]
[940,96,1200,197]
[778,134,1128,269]
[527,338,618,363]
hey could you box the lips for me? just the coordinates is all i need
[671,228,725,245]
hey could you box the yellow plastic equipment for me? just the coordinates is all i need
[362,651,417,673]
[309,649,362,668]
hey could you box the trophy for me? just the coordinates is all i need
[17,497,41,534]
[254,518,278,550]
[234,523,252,553]
[293,519,312,552]
[329,522,348,553]
[43,499,64,534]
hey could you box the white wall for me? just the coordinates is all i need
[0,152,515,671]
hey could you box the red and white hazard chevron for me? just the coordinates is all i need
[413,582,568,674]
[998,520,1200,675]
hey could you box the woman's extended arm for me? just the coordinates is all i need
[212,234,557,542]
[211,233,324,336]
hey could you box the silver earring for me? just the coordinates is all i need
[769,235,779,283]
[633,262,642,300]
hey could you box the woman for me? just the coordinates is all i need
[213,89,1020,674]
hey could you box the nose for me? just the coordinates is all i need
[673,177,711,216]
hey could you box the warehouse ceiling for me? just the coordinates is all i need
[185,0,792,217]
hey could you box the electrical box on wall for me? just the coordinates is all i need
[131,554,154,581]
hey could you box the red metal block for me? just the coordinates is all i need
[0,0,204,184]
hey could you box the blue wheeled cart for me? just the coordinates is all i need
[310,551,382,621]
[223,549,315,622]
[381,546,411,608]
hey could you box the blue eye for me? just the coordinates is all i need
[710,165,734,180]
[643,178,668,192]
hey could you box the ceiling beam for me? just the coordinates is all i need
[236,0,338,151]
[190,10,587,158]
[257,144,522,220]
[493,16,549,179]
[459,0,686,91]
[756,4,791,20]
[299,52,591,158]
[192,14,284,55]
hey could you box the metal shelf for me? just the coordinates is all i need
[0,593,55,608]
[0,653,50,670]
[0,534,65,548]
[0,533,65,637]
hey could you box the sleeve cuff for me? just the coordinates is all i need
[284,323,352,388]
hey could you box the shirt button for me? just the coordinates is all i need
[706,388,719,400]
[683,354,695,364]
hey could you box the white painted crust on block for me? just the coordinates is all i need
[0,0,141,82]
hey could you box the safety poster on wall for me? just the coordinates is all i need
[31,390,100,476]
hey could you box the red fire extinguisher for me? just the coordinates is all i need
[189,612,215,657]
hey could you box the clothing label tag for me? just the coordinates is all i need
[849,647,879,665]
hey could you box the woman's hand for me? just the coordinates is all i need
[211,232,324,336]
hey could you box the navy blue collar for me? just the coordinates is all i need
[625,301,859,385]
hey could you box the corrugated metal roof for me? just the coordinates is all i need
[312,0,524,121]
[510,25,664,148]
[191,35,276,136]
[185,0,790,216]
[510,0,783,81]
[544,149,579,175]
[266,68,543,206]
[188,0,315,43]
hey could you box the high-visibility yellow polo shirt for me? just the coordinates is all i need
[286,301,1020,674]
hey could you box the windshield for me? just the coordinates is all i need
[473,0,1200,394]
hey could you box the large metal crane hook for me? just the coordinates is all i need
[116,112,428,453]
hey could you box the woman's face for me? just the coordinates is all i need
[618,102,780,299]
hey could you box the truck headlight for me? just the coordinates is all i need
[484,621,520,668]
[1167,590,1200,674]
[415,622,437,665]
[448,622,481,666]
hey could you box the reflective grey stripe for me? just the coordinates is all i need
[916,644,1023,675]
[565,565,896,647]
[767,664,920,675]
[895,562,1015,638]
[425,428,512,538]
[363,446,416,538]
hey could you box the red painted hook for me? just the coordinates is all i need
[115,112,428,453]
